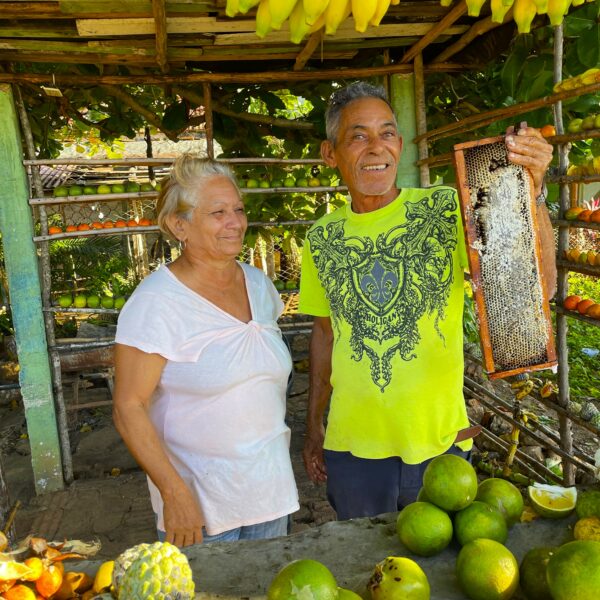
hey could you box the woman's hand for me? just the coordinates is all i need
[162,484,205,547]
[505,126,553,197]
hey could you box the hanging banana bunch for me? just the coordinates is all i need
[352,0,378,33]
[255,0,272,38]
[324,0,352,35]
[442,0,595,33]
[304,0,330,25]
[268,0,297,30]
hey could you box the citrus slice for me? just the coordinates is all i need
[528,484,577,518]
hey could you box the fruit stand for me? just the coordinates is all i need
[0,2,600,599]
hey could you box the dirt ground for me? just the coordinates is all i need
[0,366,337,560]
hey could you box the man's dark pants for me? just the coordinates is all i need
[324,445,471,520]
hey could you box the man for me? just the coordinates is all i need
[298,81,555,520]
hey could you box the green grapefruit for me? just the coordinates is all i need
[58,294,72,308]
[519,547,556,600]
[267,559,337,600]
[368,556,430,600]
[97,184,111,195]
[396,501,453,557]
[113,297,127,310]
[336,588,361,600]
[454,500,508,546]
[422,454,477,512]
[69,185,83,196]
[83,185,97,195]
[86,295,100,309]
[53,185,69,198]
[546,540,600,600]
[528,484,576,519]
[73,294,87,308]
[140,182,155,192]
[456,539,519,600]
[476,478,524,526]
[576,490,600,519]
[111,183,125,194]
[100,296,114,309]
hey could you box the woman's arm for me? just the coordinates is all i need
[113,343,205,547]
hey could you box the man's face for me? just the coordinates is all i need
[321,97,402,201]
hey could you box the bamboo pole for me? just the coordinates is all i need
[553,24,575,487]
[413,52,430,186]
[0,62,478,86]
[202,82,214,159]
[13,85,73,485]
[415,81,600,144]
[400,0,468,64]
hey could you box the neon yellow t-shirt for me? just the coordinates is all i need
[299,186,472,464]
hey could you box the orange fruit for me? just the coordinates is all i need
[53,571,94,600]
[138,217,151,226]
[591,209,600,223]
[35,564,63,598]
[114,219,127,228]
[90,221,103,230]
[77,223,90,231]
[456,539,519,600]
[48,225,62,235]
[578,209,593,222]
[126,219,138,227]
[3,584,37,600]
[586,304,600,319]
[396,501,453,556]
[574,516,600,541]
[21,557,44,582]
[102,221,115,228]
[564,207,585,220]
[65,224,78,232]
[563,295,582,311]
[547,540,600,600]
[540,124,556,137]
[577,299,595,314]
[422,454,478,512]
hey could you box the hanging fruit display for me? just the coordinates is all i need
[225,0,595,43]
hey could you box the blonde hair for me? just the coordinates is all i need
[156,154,240,240]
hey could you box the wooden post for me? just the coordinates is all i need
[0,84,63,493]
[203,82,214,159]
[553,25,575,487]
[414,53,430,187]
[390,74,420,188]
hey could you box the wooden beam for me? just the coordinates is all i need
[60,0,214,15]
[0,62,474,85]
[203,82,214,159]
[414,52,430,187]
[400,0,468,63]
[75,17,467,38]
[0,84,63,494]
[294,30,323,71]
[0,23,78,39]
[152,0,169,73]
[432,8,515,63]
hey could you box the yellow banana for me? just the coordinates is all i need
[572,0,585,5]
[255,0,272,38]
[268,0,298,30]
[515,380,535,400]
[490,0,513,22]
[289,1,312,43]
[503,0,515,5]
[325,0,352,34]
[352,0,377,32]
[309,11,326,32]
[238,0,260,14]
[511,377,530,390]
[304,0,330,25]
[513,0,537,32]
[225,0,239,17]
[532,0,549,13]
[370,0,391,26]
[440,0,453,6]
[391,0,400,4]
[465,0,486,16]
[547,0,569,24]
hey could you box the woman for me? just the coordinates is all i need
[113,155,299,547]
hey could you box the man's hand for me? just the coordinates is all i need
[303,424,327,484]
[505,126,553,197]
[163,485,205,547]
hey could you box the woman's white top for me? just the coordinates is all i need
[115,262,299,535]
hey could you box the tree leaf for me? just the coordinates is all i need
[576,25,600,68]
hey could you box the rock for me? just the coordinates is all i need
[519,445,545,463]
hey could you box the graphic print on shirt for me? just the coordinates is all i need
[307,189,458,391]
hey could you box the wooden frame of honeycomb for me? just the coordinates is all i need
[454,135,557,380]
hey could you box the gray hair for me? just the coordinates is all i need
[325,82,394,146]
[156,154,240,240]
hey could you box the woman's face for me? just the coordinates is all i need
[182,175,247,260]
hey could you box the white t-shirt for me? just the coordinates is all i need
[115,262,299,535]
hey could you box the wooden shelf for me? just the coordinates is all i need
[556,259,600,278]
[44,307,120,315]
[547,174,600,185]
[546,128,600,145]
[34,225,158,242]
[551,218,600,231]
[553,304,600,328]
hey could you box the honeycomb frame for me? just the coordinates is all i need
[454,136,557,379]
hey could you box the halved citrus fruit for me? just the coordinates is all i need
[528,484,576,518]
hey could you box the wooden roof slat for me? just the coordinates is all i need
[0,22,78,38]
[293,30,323,71]
[400,1,467,64]
[59,0,214,15]
[431,7,514,64]
[152,0,169,72]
